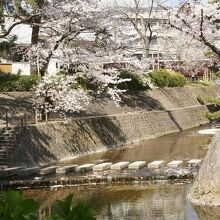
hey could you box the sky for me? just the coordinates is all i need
[100,0,181,7]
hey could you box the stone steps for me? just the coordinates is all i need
[0,127,19,167]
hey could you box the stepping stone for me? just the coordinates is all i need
[38,166,59,175]
[111,162,130,170]
[56,165,78,174]
[148,160,165,169]
[167,160,183,168]
[75,164,95,172]
[18,167,40,176]
[0,167,23,176]
[188,159,202,167]
[93,162,113,171]
[128,161,146,169]
[0,166,8,170]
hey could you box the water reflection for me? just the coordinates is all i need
[25,183,200,220]
[66,125,211,165]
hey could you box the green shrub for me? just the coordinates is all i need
[0,74,39,91]
[117,69,147,90]
[49,194,96,220]
[0,190,96,220]
[149,69,187,88]
[71,70,148,91]
[73,77,98,91]
[0,190,38,220]
[206,111,220,121]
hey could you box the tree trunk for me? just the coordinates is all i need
[142,37,150,60]
[30,0,45,75]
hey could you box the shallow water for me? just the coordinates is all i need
[24,183,200,220]
[22,125,217,219]
[24,182,220,220]
[65,125,212,165]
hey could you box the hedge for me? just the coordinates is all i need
[0,74,39,91]
[149,69,187,88]
[117,69,147,90]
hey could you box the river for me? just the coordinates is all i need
[22,125,216,219]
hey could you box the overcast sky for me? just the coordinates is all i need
[100,0,180,7]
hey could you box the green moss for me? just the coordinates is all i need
[206,111,220,120]
[187,81,215,87]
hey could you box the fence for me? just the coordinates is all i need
[0,107,52,129]
[0,108,28,129]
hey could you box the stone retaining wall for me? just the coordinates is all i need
[14,105,210,166]
[7,86,220,166]
[189,131,220,206]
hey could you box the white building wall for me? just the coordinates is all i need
[47,58,60,76]
[5,19,32,44]
[12,62,31,75]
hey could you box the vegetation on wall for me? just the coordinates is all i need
[0,74,39,92]
[0,190,96,220]
[197,95,220,121]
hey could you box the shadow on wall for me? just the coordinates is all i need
[65,117,127,155]
[62,91,165,118]
[0,94,34,125]
[206,104,220,113]
[120,91,165,111]
[12,117,127,166]
[11,126,56,167]
[167,110,183,131]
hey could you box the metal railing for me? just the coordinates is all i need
[0,108,28,129]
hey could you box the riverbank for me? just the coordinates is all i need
[0,125,211,190]
[0,86,219,166]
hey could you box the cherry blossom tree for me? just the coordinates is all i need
[167,1,220,58]
[160,28,211,76]
[31,0,148,115]
[27,0,139,75]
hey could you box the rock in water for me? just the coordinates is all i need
[189,132,220,206]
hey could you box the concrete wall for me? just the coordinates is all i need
[12,86,220,166]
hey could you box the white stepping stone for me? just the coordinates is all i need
[148,160,165,169]
[188,159,202,167]
[167,160,183,168]
[19,167,40,176]
[0,167,23,176]
[56,165,77,174]
[75,164,95,172]
[38,166,59,175]
[128,161,146,169]
[93,162,113,171]
[111,162,130,170]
